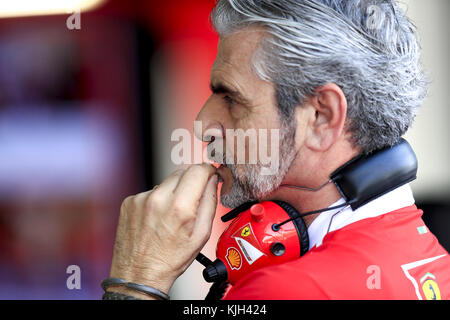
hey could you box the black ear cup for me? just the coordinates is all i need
[272,200,309,256]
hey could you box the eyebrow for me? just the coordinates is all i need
[209,81,250,105]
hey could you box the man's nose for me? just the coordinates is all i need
[193,120,224,143]
[194,99,225,142]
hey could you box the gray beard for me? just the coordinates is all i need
[220,123,297,209]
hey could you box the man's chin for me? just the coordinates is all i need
[216,163,282,209]
[219,177,253,209]
[218,178,241,208]
[220,192,249,209]
[220,179,265,209]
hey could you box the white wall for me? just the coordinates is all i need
[402,0,450,200]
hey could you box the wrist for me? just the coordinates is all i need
[103,276,172,300]
[110,268,175,294]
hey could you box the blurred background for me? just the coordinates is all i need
[0,0,448,299]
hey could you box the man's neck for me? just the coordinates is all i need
[266,181,343,227]
[265,140,360,227]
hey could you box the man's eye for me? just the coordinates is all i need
[223,95,236,106]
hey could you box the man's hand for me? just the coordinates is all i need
[108,163,219,298]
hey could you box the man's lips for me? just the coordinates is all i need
[217,164,227,183]
[218,161,238,185]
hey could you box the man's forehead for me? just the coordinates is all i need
[217,28,265,61]
[211,28,266,89]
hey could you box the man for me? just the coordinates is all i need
[104,0,450,300]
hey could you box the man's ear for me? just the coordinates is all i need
[303,83,348,151]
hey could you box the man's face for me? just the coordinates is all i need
[196,28,298,208]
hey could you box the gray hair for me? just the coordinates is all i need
[210,0,428,153]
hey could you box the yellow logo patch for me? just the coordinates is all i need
[422,279,441,300]
[241,226,251,237]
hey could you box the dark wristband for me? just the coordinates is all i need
[101,277,170,300]
[125,282,170,300]
[102,291,141,300]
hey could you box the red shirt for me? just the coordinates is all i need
[223,205,450,300]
